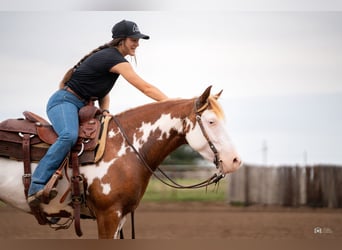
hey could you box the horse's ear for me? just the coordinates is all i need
[214,89,223,100]
[198,85,212,105]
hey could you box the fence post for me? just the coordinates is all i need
[335,167,342,208]
[228,164,247,205]
[292,166,301,207]
[244,165,250,206]
[299,167,306,205]
[320,166,338,208]
[282,167,291,206]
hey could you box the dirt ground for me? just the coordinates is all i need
[0,201,341,239]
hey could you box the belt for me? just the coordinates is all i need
[64,86,86,102]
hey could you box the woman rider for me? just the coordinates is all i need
[27,19,168,206]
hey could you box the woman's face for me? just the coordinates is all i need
[121,37,140,56]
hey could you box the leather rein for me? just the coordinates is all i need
[112,98,225,190]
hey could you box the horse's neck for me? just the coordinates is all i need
[111,101,192,167]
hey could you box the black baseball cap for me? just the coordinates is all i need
[111,20,150,40]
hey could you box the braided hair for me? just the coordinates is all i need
[59,38,125,87]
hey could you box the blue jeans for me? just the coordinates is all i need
[28,89,86,196]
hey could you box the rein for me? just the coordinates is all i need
[111,99,225,190]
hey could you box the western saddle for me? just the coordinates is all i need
[0,102,111,236]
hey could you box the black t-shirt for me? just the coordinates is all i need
[66,47,128,100]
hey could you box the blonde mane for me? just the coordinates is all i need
[209,96,225,120]
[197,95,224,120]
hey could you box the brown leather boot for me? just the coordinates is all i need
[27,188,58,207]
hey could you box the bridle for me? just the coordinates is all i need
[194,98,224,170]
[112,98,225,189]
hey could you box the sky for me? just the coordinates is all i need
[0,2,341,166]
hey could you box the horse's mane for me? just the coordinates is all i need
[206,96,225,120]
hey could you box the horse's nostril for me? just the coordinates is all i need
[233,157,241,165]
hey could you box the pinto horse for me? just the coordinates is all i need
[0,86,241,239]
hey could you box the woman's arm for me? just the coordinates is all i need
[99,94,110,114]
[110,62,168,101]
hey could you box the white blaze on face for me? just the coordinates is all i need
[185,110,240,174]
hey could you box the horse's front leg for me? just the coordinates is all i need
[96,208,127,239]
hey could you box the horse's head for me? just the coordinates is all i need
[185,86,241,174]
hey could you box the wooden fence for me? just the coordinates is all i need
[228,164,342,208]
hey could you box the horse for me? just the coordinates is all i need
[0,86,241,239]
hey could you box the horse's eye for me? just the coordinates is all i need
[209,120,215,125]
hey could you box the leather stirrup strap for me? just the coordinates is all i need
[22,133,49,225]
[71,151,83,237]
[42,156,68,204]
[22,133,32,199]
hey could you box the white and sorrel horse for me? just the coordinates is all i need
[0,86,241,239]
